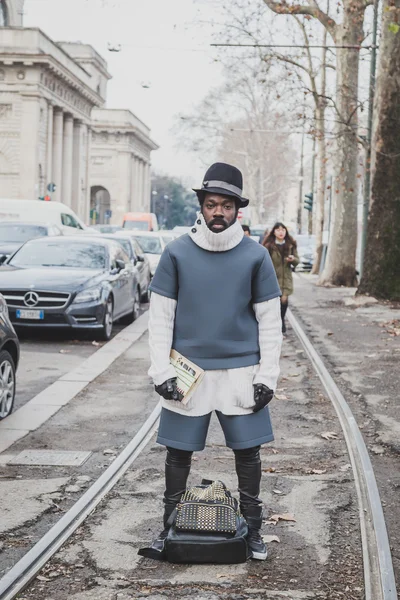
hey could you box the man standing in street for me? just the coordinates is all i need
[147,162,282,560]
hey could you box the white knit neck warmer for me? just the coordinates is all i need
[189,212,244,252]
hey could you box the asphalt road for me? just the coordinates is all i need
[13,306,148,412]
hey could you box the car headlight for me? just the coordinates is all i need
[73,287,102,304]
[0,295,9,316]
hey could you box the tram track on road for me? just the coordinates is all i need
[0,312,397,600]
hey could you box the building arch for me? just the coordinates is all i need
[90,185,112,224]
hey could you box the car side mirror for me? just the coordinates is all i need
[0,255,7,265]
[116,259,125,272]
[137,254,145,262]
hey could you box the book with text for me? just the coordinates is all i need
[170,350,205,405]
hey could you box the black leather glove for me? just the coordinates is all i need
[253,384,274,413]
[155,378,183,402]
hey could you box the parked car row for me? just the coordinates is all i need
[0,204,179,422]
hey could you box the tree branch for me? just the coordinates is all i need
[263,0,337,40]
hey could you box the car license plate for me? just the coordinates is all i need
[16,309,44,320]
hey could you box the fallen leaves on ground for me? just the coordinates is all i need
[269,513,296,523]
[275,394,288,400]
[309,468,327,474]
[381,319,400,336]
[263,534,280,543]
[273,489,284,495]
[262,467,276,473]
[320,431,338,440]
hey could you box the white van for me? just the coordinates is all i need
[0,199,91,235]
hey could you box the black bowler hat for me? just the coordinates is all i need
[193,162,249,208]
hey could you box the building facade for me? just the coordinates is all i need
[90,109,157,225]
[0,0,158,224]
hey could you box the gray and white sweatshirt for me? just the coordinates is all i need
[148,213,283,416]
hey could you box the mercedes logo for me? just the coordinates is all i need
[24,291,39,307]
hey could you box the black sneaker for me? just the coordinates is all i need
[152,527,169,552]
[138,527,169,560]
[247,528,268,560]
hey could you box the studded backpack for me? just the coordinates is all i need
[164,479,249,564]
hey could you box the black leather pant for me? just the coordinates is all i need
[163,445,263,528]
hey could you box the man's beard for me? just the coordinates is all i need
[204,213,238,233]
[208,217,229,233]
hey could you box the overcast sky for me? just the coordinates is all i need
[24,0,222,186]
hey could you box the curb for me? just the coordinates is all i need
[0,313,149,454]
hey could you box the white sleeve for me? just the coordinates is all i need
[148,292,178,386]
[253,297,283,391]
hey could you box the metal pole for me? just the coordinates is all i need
[309,135,316,235]
[297,130,305,234]
[360,0,379,277]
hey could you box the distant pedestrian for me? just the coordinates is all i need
[260,228,269,244]
[262,222,299,333]
[242,224,251,237]
[146,162,282,561]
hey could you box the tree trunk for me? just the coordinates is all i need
[319,4,364,287]
[312,102,327,274]
[358,1,400,300]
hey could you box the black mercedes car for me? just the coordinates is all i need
[0,236,140,340]
[0,292,20,419]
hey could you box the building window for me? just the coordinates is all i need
[0,0,8,26]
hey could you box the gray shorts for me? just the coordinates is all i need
[157,407,274,452]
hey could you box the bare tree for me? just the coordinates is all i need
[358,0,400,300]
[263,0,372,286]
[175,63,297,222]
[202,0,333,270]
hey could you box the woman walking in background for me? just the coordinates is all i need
[262,223,299,333]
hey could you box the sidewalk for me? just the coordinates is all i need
[0,323,158,577]
[291,273,400,585]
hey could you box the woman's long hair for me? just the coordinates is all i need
[262,222,297,256]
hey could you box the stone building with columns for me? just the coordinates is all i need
[90,109,158,225]
[0,0,158,224]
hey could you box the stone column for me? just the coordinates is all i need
[141,161,146,210]
[52,108,64,202]
[46,103,53,191]
[72,120,83,215]
[62,113,74,208]
[133,158,140,211]
[136,159,142,209]
[144,162,151,211]
[19,95,41,199]
[129,156,136,212]
[84,125,91,224]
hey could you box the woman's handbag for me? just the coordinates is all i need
[139,480,249,564]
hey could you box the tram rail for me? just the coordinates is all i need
[0,312,396,600]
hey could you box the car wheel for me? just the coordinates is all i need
[121,287,140,324]
[0,350,16,420]
[98,296,113,341]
